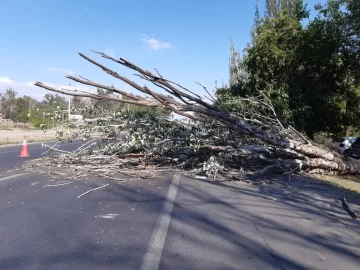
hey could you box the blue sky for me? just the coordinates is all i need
[0,0,324,100]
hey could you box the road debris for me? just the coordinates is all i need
[77,183,109,199]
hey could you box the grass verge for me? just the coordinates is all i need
[313,174,360,196]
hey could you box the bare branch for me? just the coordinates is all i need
[195,81,216,103]
[79,75,91,82]
[66,75,140,101]
[154,68,163,79]
[91,50,219,111]
[79,52,179,106]
[79,52,149,95]
[142,84,210,122]
[77,183,109,199]
[34,82,162,107]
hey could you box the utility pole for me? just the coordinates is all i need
[68,96,71,121]
[28,96,31,130]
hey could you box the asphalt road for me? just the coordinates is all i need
[0,143,360,269]
[0,171,171,270]
[0,140,83,173]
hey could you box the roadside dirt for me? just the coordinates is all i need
[0,129,58,146]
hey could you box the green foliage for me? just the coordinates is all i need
[0,86,171,129]
[218,0,360,138]
[0,89,67,127]
[240,1,309,124]
[266,0,298,18]
[0,87,17,120]
[59,107,250,173]
[43,93,67,107]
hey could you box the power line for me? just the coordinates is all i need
[0,61,36,76]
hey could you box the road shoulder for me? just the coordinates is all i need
[159,174,360,270]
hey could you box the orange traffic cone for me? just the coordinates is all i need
[19,136,30,158]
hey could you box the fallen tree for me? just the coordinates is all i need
[32,50,360,177]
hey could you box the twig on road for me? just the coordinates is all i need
[44,181,73,187]
[77,183,109,199]
[41,143,72,155]
[41,142,61,155]
[100,175,127,182]
[336,196,360,219]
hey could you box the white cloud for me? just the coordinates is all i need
[104,49,116,58]
[45,67,75,75]
[0,79,47,99]
[0,76,13,83]
[141,35,171,50]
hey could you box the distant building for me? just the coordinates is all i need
[0,113,15,126]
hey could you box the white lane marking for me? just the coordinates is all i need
[0,147,43,154]
[0,173,27,182]
[0,142,80,154]
[139,174,180,270]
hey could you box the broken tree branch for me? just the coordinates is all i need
[338,196,359,219]
[77,183,110,199]
[32,49,360,177]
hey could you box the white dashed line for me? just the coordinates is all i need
[0,142,78,154]
[139,174,180,270]
[0,173,27,182]
[0,147,42,154]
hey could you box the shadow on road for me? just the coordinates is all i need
[159,173,360,269]
[1,172,360,269]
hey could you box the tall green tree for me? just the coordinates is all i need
[306,0,360,134]
[218,0,360,138]
[243,1,309,124]
[0,87,17,120]
[42,93,67,107]
[250,0,261,44]
[266,0,297,17]
[346,0,360,35]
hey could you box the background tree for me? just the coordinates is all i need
[239,1,308,127]
[217,0,360,138]
[346,0,360,36]
[266,0,297,17]
[42,93,67,107]
[92,87,123,113]
[301,0,360,136]
[0,87,17,120]
[14,95,39,122]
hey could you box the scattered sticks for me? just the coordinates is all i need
[77,183,109,199]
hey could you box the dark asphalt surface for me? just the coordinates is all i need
[0,143,360,269]
[0,140,83,173]
[160,176,360,270]
[0,171,172,269]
